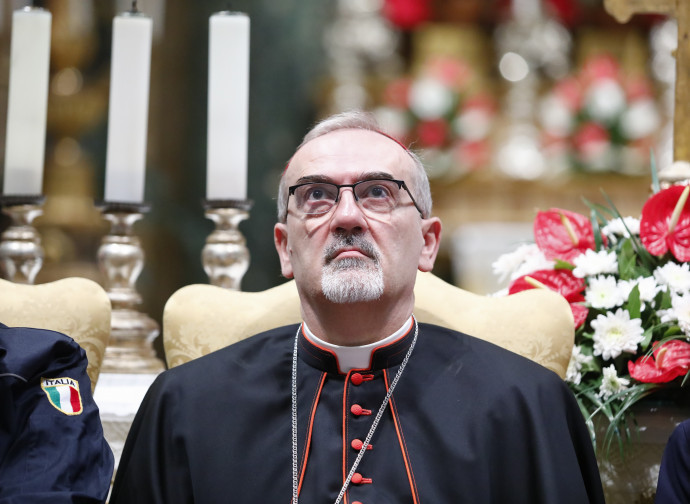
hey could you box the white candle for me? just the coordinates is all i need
[3,8,51,196]
[104,11,152,203]
[206,12,250,201]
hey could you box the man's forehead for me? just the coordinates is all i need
[287,129,412,181]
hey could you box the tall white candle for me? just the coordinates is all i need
[3,7,51,196]
[104,11,152,203]
[206,12,250,201]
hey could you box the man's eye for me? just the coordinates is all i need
[304,185,334,201]
[362,184,393,199]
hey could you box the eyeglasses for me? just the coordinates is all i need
[287,178,423,218]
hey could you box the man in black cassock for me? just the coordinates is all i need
[110,111,605,504]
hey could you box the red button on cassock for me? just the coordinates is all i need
[351,439,373,451]
[350,373,363,385]
[351,473,372,484]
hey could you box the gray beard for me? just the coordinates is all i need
[321,257,384,303]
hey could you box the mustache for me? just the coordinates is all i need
[324,233,379,264]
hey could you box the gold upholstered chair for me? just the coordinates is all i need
[0,277,111,389]
[163,271,574,378]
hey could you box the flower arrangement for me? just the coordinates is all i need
[538,54,663,175]
[372,55,496,180]
[493,173,690,450]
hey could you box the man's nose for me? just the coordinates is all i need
[329,187,367,231]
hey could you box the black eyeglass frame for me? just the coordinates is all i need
[287,178,424,218]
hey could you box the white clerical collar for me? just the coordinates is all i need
[302,316,414,374]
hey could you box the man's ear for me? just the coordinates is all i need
[274,223,294,278]
[418,217,442,272]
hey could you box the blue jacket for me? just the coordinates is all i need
[656,419,690,504]
[0,323,113,503]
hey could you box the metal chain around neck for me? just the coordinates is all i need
[291,319,418,504]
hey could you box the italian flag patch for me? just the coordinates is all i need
[41,377,83,415]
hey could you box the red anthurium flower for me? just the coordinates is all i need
[640,185,690,261]
[628,340,690,384]
[509,269,588,328]
[534,208,599,262]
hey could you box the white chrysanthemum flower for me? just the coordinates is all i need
[660,293,690,337]
[566,345,594,385]
[408,78,454,120]
[618,276,662,310]
[598,364,630,400]
[591,308,644,360]
[586,275,626,309]
[654,263,690,293]
[602,217,640,239]
[572,249,618,278]
[491,243,554,283]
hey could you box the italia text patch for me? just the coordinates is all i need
[41,377,83,415]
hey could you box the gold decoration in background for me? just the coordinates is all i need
[605,0,690,168]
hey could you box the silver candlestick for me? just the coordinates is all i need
[97,202,164,374]
[202,199,252,290]
[0,195,45,284]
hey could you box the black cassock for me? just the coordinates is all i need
[110,322,604,504]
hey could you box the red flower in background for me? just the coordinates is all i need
[416,119,448,148]
[628,340,690,383]
[382,0,431,30]
[640,185,690,261]
[509,269,588,328]
[534,208,600,262]
[581,54,620,85]
[573,122,610,154]
[382,78,412,108]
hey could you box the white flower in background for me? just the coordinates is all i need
[373,107,409,141]
[654,262,690,293]
[586,275,626,309]
[539,94,574,137]
[591,308,644,360]
[453,107,492,142]
[602,216,640,239]
[572,249,618,278]
[491,243,554,283]
[618,276,662,310]
[408,77,454,120]
[659,293,690,337]
[566,345,594,385]
[620,99,661,140]
[598,364,630,400]
[584,78,627,123]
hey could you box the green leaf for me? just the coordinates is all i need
[618,240,638,280]
[554,259,575,270]
[640,326,655,350]
[626,284,641,319]
[650,150,660,194]
[590,209,603,250]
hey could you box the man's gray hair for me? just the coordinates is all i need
[277,110,432,223]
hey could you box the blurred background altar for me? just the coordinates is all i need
[0,0,674,358]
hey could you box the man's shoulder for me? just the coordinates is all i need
[418,322,563,384]
[0,323,85,381]
[160,323,299,380]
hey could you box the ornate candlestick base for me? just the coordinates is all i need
[97,202,164,374]
[202,199,252,290]
[0,195,45,284]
